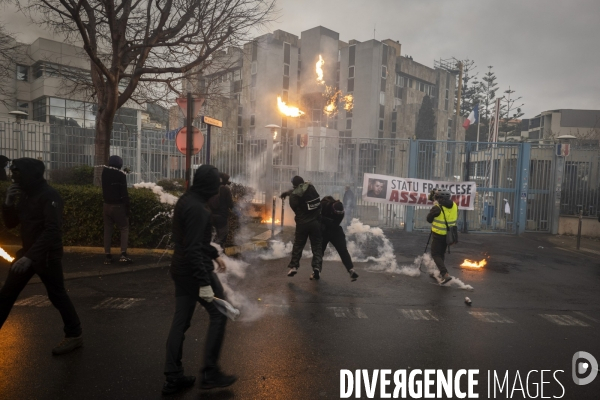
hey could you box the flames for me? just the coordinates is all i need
[0,246,15,263]
[460,259,487,268]
[316,55,354,116]
[277,96,305,117]
[261,217,281,224]
[316,55,325,85]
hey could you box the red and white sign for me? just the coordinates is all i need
[556,143,570,157]
[176,127,204,155]
[361,173,477,210]
[176,97,205,119]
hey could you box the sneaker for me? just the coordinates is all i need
[201,370,237,390]
[349,269,359,281]
[119,253,133,264]
[439,273,453,285]
[52,335,83,355]
[287,267,298,277]
[162,375,196,395]
[310,268,320,280]
[104,255,112,265]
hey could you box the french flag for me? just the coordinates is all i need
[462,104,479,129]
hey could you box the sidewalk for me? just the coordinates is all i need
[543,234,600,257]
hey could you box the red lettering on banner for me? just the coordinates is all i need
[389,190,399,202]
[451,195,459,203]
[408,192,417,204]
[461,195,470,207]
[400,191,408,202]
[417,193,428,204]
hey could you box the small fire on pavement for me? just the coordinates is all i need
[261,217,281,224]
[0,246,15,263]
[460,259,487,269]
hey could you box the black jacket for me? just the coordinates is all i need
[321,197,344,229]
[2,158,63,263]
[102,167,129,206]
[0,155,8,181]
[170,165,221,286]
[209,184,234,218]
[288,183,321,225]
[426,198,456,224]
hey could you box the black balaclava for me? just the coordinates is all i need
[291,175,304,188]
[9,158,46,194]
[190,165,220,201]
[108,155,123,169]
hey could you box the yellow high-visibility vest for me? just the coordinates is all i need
[431,202,458,235]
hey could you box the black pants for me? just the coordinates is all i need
[322,225,354,272]
[288,219,323,271]
[0,257,82,337]
[430,232,448,275]
[212,215,229,248]
[164,272,227,379]
[103,203,129,254]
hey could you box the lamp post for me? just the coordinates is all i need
[551,134,576,234]
[265,124,280,239]
[9,110,28,159]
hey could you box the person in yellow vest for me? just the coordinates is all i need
[426,188,457,285]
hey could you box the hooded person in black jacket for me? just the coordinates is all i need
[102,155,132,264]
[320,196,358,281]
[1,158,82,355]
[280,176,323,280]
[162,165,237,396]
[0,155,9,181]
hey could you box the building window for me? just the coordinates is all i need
[16,65,29,82]
[379,92,385,105]
[347,78,354,92]
[346,109,353,118]
[284,64,290,76]
[283,76,289,90]
[348,66,355,78]
[250,115,255,126]
[282,91,288,102]
[395,74,404,87]
[349,45,356,66]
[380,78,386,92]
[346,119,352,129]
[234,69,241,81]
[419,82,425,92]
[251,41,258,61]
[381,65,387,78]
[251,74,257,87]
[381,44,388,65]
[283,42,291,64]
[379,105,385,118]
[251,87,256,101]
[379,119,384,131]
[251,61,257,75]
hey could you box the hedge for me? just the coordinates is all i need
[0,181,173,248]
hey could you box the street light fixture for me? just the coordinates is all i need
[8,110,28,123]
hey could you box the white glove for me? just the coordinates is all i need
[199,285,214,302]
[215,257,226,273]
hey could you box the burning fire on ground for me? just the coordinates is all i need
[460,259,487,269]
[277,96,305,117]
[261,217,281,224]
[0,246,15,263]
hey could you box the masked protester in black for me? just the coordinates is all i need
[280,176,323,280]
[320,196,359,281]
[102,155,132,264]
[0,158,82,355]
[208,173,234,248]
[162,165,237,396]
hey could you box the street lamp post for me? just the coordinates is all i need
[265,124,280,239]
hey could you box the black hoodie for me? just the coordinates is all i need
[102,159,129,206]
[170,165,221,286]
[2,158,63,263]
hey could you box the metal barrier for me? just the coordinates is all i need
[1,119,598,232]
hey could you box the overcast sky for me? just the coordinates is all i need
[3,0,599,118]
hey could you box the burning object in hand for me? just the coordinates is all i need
[0,246,15,263]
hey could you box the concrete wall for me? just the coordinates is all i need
[558,216,600,237]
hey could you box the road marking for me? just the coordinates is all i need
[14,295,51,307]
[573,311,598,323]
[469,312,515,323]
[398,309,439,321]
[327,307,368,319]
[540,314,589,327]
[264,304,290,316]
[92,297,144,310]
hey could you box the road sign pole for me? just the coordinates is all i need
[185,91,193,189]
[206,124,211,165]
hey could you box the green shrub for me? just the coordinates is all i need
[156,178,185,193]
[0,181,173,248]
[49,165,94,185]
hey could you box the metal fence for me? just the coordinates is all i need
[1,119,598,232]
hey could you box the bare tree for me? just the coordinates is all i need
[12,0,275,184]
[0,25,26,109]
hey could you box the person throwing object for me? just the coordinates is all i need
[426,188,457,285]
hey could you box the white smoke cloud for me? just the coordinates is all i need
[133,182,179,205]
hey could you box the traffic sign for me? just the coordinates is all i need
[176,97,205,118]
[176,127,204,155]
[203,116,223,128]
[556,143,570,157]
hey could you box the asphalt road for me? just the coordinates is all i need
[0,231,599,400]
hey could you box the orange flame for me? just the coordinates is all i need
[261,217,281,224]
[277,96,305,117]
[460,259,487,268]
[316,55,325,85]
[0,246,15,263]
[343,94,354,111]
